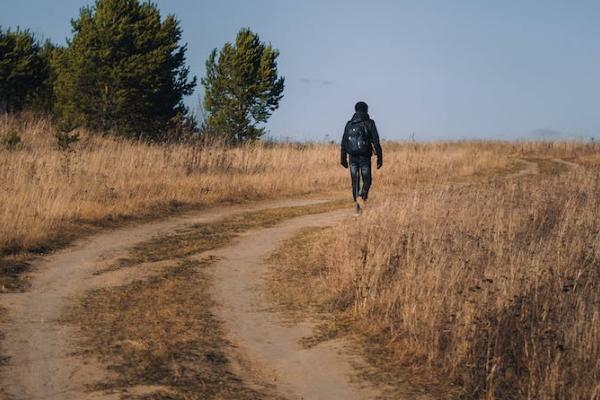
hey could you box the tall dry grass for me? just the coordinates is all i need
[3,114,599,398]
[0,115,340,253]
[318,169,599,399]
[1,115,514,255]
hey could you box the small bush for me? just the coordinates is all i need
[54,129,80,151]
[2,129,22,150]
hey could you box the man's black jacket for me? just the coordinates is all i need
[340,111,383,164]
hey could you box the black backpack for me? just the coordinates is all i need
[345,120,371,156]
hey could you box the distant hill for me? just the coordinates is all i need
[526,128,594,141]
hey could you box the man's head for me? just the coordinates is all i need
[355,101,368,113]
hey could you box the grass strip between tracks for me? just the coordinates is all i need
[68,199,345,399]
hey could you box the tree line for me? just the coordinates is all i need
[0,0,284,143]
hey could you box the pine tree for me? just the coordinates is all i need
[30,40,58,113]
[202,28,285,143]
[53,0,196,140]
[0,27,50,113]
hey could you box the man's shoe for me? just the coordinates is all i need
[355,201,362,215]
[360,197,367,210]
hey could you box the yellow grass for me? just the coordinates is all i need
[3,114,600,398]
[1,114,513,255]
[300,168,599,399]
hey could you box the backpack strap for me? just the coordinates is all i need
[362,120,371,139]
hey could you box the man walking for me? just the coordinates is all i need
[340,101,383,213]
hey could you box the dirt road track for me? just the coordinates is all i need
[512,158,539,176]
[207,210,385,400]
[552,158,581,170]
[0,198,337,400]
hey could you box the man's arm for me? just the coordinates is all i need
[340,123,349,168]
[370,120,383,168]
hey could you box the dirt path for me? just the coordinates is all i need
[0,198,331,400]
[551,158,582,170]
[512,158,539,177]
[207,210,385,400]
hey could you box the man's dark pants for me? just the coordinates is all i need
[349,155,372,202]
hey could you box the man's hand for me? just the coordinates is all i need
[377,157,383,169]
[341,157,348,168]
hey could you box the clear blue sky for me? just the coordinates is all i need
[3,0,600,140]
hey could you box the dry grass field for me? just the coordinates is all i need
[1,114,513,258]
[2,114,599,399]
[270,157,600,399]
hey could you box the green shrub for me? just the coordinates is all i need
[54,129,80,151]
[1,129,22,150]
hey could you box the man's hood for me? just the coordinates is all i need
[350,111,370,123]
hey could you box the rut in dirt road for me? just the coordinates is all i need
[207,210,386,400]
[0,199,329,400]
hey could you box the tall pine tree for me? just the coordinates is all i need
[202,28,285,143]
[53,0,196,140]
[0,28,51,113]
